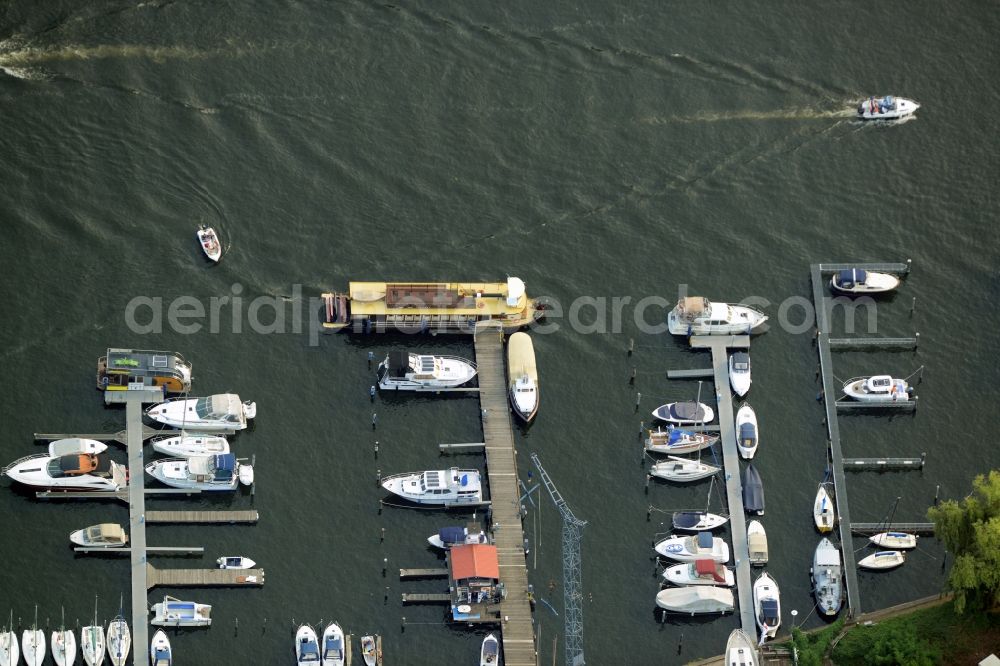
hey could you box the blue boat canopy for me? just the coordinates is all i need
[668,429,690,444]
[739,423,756,440]
[837,268,868,287]
[697,531,713,548]
[214,454,236,481]
[439,526,466,544]
[674,512,700,528]
[760,599,780,624]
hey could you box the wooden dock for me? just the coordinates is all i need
[146,564,265,589]
[828,337,919,350]
[399,568,448,578]
[666,368,714,379]
[74,546,204,554]
[401,593,451,603]
[688,335,756,638]
[474,324,536,666]
[33,424,161,446]
[145,510,259,523]
[842,456,925,470]
[125,396,151,662]
[836,400,917,412]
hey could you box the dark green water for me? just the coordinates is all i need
[1,1,998,664]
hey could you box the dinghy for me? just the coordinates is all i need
[858,550,905,570]
[812,538,843,616]
[360,635,381,666]
[656,587,734,615]
[753,572,781,641]
[650,456,720,483]
[149,631,171,666]
[814,485,835,533]
[321,623,346,666]
[480,633,500,665]
[217,556,256,569]
[747,520,768,566]
[654,532,729,563]
[672,511,728,532]
[662,559,735,587]
[735,403,758,459]
[644,428,718,455]
[725,629,759,666]
[197,224,222,262]
[830,268,900,294]
[869,532,917,549]
[729,352,751,396]
[742,464,764,515]
[652,401,715,424]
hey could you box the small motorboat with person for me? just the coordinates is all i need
[80,598,104,666]
[858,550,905,570]
[668,297,768,336]
[672,511,728,532]
[145,453,253,491]
[753,572,781,641]
[645,428,718,455]
[321,623,345,666]
[735,403,758,459]
[146,393,256,432]
[377,351,477,391]
[814,484,835,533]
[654,532,730,563]
[360,635,381,666]
[149,631,171,666]
[151,595,212,627]
[725,629,759,666]
[381,468,482,506]
[295,625,320,665]
[507,331,539,422]
[729,352,751,396]
[651,401,715,424]
[70,523,128,549]
[742,464,765,515]
[480,632,500,665]
[197,224,222,262]
[869,532,917,549]
[427,526,489,549]
[217,556,256,569]
[857,96,919,121]
[842,375,911,403]
[662,559,735,587]
[747,520,768,566]
[152,433,230,458]
[656,587,734,615]
[830,268,900,294]
[650,456,719,483]
[812,538,843,616]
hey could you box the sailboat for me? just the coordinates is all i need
[868,497,917,549]
[21,605,44,666]
[0,610,19,666]
[106,598,130,666]
[52,607,77,666]
[814,483,835,533]
[81,597,106,666]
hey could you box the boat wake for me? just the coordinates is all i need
[644,108,856,124]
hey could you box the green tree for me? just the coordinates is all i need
[927,469,1000,613]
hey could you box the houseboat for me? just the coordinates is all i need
[97,349,191,394]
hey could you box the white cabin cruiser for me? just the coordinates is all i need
[735,404,758,459]
[321,623,345,666]
[650,456,719,483]
[729,352,751,396]
[672,511,728,532]
[197,224,222,262]
[812,538,843,616]
[842,376,911,403]
[295,625,320,665]
[858,550,905,570]
[52,627,76,666]
[830,268,900,294]
[480,632,500,666]
[656,587,734,615]
[668,297,767,336]
[381,468,482,506]
[377,351,477,391]
[814,485,835,533]
[869,532,917,549]
[149,630,171,666]
[151,596,212,627]
[218,556,256,569]
[652,401,715,424]
[428,526,489,549]
[48,439,108,457]
[753,572,781,640]
[105,615,129,666]
[645,428,718,455]
[747,520,768,565]
[146,393,255,431]
[145,454,253,491]
[654,532,730,563]
[725,629,759,666]
[857,96,919,121]
[507,332,539,422]
[70,523,128,548]
[152,433,230,458]
[4,453,126,491]
[662,559,735,587]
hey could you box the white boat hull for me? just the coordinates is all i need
[662,562,735,587]
[295,625,320,666]
[650,457,719,482]
[197,226,222,262]
[668,299,768,336]
[814,485,835,533]
[4,454,125,491]
[672,511,728,532]
[0,631,20,666]
[812,538,843,616]
[151,597,212,627]
[830,270,900,294]
[729,354,751,396]
[377,353,477,391]
[52,629,77,666]
[217,556,256,569]
[150,630,171,666]
[869,532,917,549]
[747,520,768,566]
[654,535,730,563]
[105,618,130,666]
[146,394,251,431]
[321,623,346,666]
[655,587,734,614]
[80,625,104,666]
[725,629,759,666]
[858,550,905,570]
[735,404,758,459]
[152,434,230,458]
[645,429,718,455]
[857,96,919,121]
[842,377,910,403]
[381,469,483,506]
[21,630,44,666]
[652,402,715,424]
[753,573,781,640]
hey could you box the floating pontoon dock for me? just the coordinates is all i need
[146,564,265,589]
[145,510,259,523]
[850,522,935,535]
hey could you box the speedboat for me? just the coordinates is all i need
[654,532,729,563]
[668,297,767,336]
[747,520,768,566]
[151,595,212,627]
[812,538,843,616]
[105,615,129,666]
[662,559,735,587]
[80,599,104,666]
[842,376,911,403]
[858,550,905,570]
[218,556,256,569]
[21,628,44,666]
[830,268,900,294]
[197,224,222,262]
[725,629,759,666]
[480,633,500,665]
[145,454,253,491]
[360,635,380,666]
[672,511,728,532]
[377,351,477,391]
[656,587,734,615]
[651,401,715,424]
[70,524,128,548]
[3,453,127,491]
[295,625,320,665]
[51,627,76,666]
[321,623,345,666]
[742,464,764,515]
[507,331,539,422]
[857,96,919,121]
[428,526,489,549]
[48,439,108,457]
[729,352,751,396]
[735,404,758,459]
[753,572,781,641]
[645,428,718,455]
[814,485,835,533]
[146,393,256,432]
[381,468,482,506]
[869,532,917,549]
[152,433,230,458]
[149,631,171,666]
[650,456,719,483]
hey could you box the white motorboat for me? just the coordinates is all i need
[507,332,539,422]
[857,96,919,121]
[151,595,212,627]
[830,268,900,294]
[80,599,104,666]
[480,632,500,665]
[729,352,751,396]
[145,454,253,491]
[814,485,835,533]
[747,520,768,566]
[295,625,320,665]
[735,404,758,459]
[650,456,720,483]
[146,393,256,432]
[858,550,905,570]
[842,375,911,403]
[753,572,781,640]
[70,523,128,548]
[3,453,126,491]
[377,351,477,391]
[672,511,728,532]
[105,614,129,666]
[656,587,734,615]
[381,468,482,506]
[668,297,768,336]
[662,559,735,587]
[651,401,715,424]
[0,611,19,666]
[321,623,346,666]
[52,625,76,666]
[654,532,730,563]
[645,428,718,455]
[197,224,222,262]
[743,464,765,515]
[812,538,843,616]
[48,439,108,457]
[152,433,230,458]
[149,630,171,666]
[360,635,381,666]
[428,526,489,549]
[869,532,917,549]
[725,629,759,666]
[21,629,44,666]
[218,556,256,569]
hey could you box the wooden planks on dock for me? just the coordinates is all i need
[146,564,265,589]
[145,510,259,523]
[399,568,448,578]
[401,593,451,603]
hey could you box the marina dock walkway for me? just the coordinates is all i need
[688,336,755,638]
[125,396,150,664]
[474,324,536,666]
[146,564,265,589]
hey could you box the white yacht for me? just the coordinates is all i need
[152,433,230,458]
[381,468,482,506]
[729,352,751,396]
[654,532,730,563]
[507,332,539,422]
[668,297,767,336]
[151,596,212,627]
[321,623,346,666]
[725,629,759,666]
[858,550,905,570]
[735,404,758,459]
[662,559,735,587]
[830,268,900,294]
[295,625,320,665]
[48,439,107,457]
[753,572,781,640]
[651,401,715,424]
[105,615,129,666]
[217,556,256,569]
[51,626,76,666]
[428,526,489,549]
[146,393,256,431]
[857,96,919,121]
[655,587,734,615]
[812,538,843,616]
[672,511,728,532]
[650,457,719,483]
[842,376,911,403]
[869,532,917,549]
[149,630,171,666]
[4,453,126,491]
[645,428,718,455]
[747,520,768,566]
[377,351,477,391]
[70,524,128,548]
[145,454,253,491]
[814,485,835,533]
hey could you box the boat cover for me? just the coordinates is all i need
[739,423,756,442]
[697,531,712,549]
[386,350,410,377]
[672,402,703,420]
[732,352,749,368]
[299,638,319,658]
[837,269,867,287]
[483,636,499,656]
[759,599,779,626]
[743,465,764,512]
[325,636,343,650]
[673,512,702,528]
[695,559,725,582]
[439,527,466,544]
[668,429,690,444]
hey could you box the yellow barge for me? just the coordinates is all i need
[321,277,541,334]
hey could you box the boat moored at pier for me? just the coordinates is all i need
[4,453,127,491]
[645,428,718,455]
[145,454,253,491]
[381,468,482,506]
[667,297,767,336]
[97,349,192,394]
[652,401,715,424]
[842,376,911,403]
[507,332,539,422]
[70,523,129,548]
[150,596,211,627]
[377,351,477,391]
[146,394,256,431]
[655,587,734,615]
[812,538,843,616]
[654,532,730,563]
[830,268,900,294]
